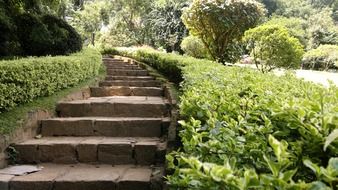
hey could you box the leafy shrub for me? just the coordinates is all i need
[100,47,120,56]
[265,16,308,47]
[244,24,304,73]
[182,0,265,63]
[302,45,338,71]
[0,48,101,113]
[41,14,83,55]
[180,36,209,59]
[116,48,338,189]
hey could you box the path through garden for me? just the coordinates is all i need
[0,56,173,190]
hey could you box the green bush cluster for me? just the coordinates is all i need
[0,48,101,113]
[244,24,304,73]
[117,48,338,189]
[302,45,338,71]
[180,36,209,59]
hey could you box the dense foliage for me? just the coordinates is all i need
[116,47,338,189]
[146,0,188,53]
[181,0,265,63]
[302,45,338,71]
[0,0,82,57]
[244,24,304,72]
[181,36,209,59]
[0,48,101,113]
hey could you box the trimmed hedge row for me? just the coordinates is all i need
[0,48,102,113]
[116,47,338,189]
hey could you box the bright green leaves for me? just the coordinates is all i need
[268,135,290,165]
[0,48,101,113]
[182,0,266,63]
[304,158,338,188]
[324,129,338,151]
[117,47,338,190]
[244,24,305,73]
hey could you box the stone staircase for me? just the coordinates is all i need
[0,57,174,190]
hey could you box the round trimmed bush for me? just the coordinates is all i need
[181,36,209,59]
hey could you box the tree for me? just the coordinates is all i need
[244,24,304,73]
[307,8,338,49]
[182,0,265,64]
[258,0,279,15]
[69,1,108,42]
[265,16,308,47]
[146,0,189,53]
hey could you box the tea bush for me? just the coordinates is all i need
[0,48,101,113]
[117,47,338,189]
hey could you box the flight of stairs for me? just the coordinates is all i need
[0,57,173,190]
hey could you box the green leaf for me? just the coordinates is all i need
[304,159,321,176]
[264,155,280,177]
[309,181,331,190]
[327,157,338,176]
[324,129,338,151]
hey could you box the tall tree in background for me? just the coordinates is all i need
[182,0,265,63]
[146,0,189,53]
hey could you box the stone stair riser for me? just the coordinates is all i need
[56,102,170,117]
[99,81,161,87]
[14,141,166,165]
[41,118,170,137]
[107,70,149,76]
[91,87,163,97]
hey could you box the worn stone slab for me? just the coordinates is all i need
[9,164,69,190]
[99,80,161,87]
[135,141,158,165]
[0,174,14,190]
[106,66,142,70]
[53,164,121,190]
[118,167,152,190]
[41,119,93,136]
[14,137,163,164]
[5,164,160,190]
[41,117,169,137]
[105,76,155,81]
[91,86,163,97]
[56,96,170,117]
[76,137,104,163]
[107,70,148,76]
[98,139,134,165]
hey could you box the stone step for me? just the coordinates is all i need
[106,66,143,70]
[105,76,155,81]
[56,96,170,117]
[41,117,170,137]
[99,80,161,87]
[0,164,163,190]
[14,137,166,165]
[91,86,163,97]
[104,62,137,65]
[107,70,148,76]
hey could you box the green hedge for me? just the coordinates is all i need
[117,47,338,189]
[0,48,101,113]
